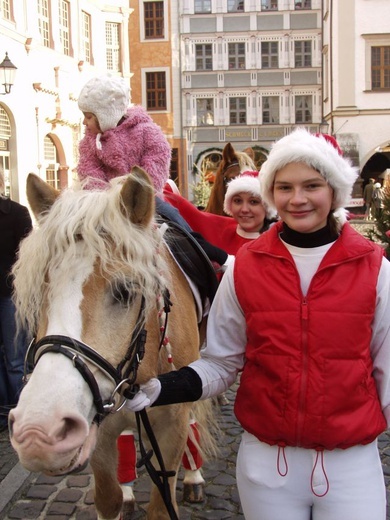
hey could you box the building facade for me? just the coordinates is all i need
[322,0,390,198]
[0,0,131,205]
[180,0,323,192]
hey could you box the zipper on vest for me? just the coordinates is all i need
[297,298,309,445]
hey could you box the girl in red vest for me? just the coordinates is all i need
[127,128,390,519]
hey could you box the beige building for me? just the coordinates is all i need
[0,0,131,205]
[322,0,390,198]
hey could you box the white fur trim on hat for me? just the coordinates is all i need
[78,75,130,132]
[259,128,359,226]
[224,172,276,219]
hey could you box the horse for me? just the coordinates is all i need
[204,142,256,216]
[9,168,217,520]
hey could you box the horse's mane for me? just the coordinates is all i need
[12,177,167,336]
[234,151,256,172]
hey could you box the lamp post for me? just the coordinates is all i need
[0,52,17,94]
[319,118,330,135]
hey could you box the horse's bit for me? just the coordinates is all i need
[24,295,149,424]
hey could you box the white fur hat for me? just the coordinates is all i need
[259,128,359,223]
[78,75,130,132]
[224,171,276,219]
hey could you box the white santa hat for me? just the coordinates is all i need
[223,171,276,219]
[260,129,359,226]
[78,75,130,132]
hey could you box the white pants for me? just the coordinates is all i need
[236,431,386,520]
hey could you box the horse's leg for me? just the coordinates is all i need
[182,420,205,503]
[91,420,126,520]
[146,404,191,520]
[117,430,137,519]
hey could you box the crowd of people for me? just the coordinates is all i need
[1,73,390,520]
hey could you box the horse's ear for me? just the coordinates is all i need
[27,173,60,219]
[222,142,235,162]
[120,166,155,226]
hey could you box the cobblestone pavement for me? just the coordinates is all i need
[0,219,387,520]
[0,384,244,520]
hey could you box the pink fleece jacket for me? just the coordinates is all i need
[77,105,171,192]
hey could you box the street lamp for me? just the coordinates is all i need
[319,118,330,135]
[0,52,17,95]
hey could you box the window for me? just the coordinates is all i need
[261,42,278,68]
[295,95,312,123]
[371,46,390,90]
[261,0,277,10]
[295,0,311,9]
[81,11,91,63]
[59,1,71,56]
[294,41,312,68]
[1,0,12,20]
[194,0,211,13]
[195,44,212,71]
[106,22,120,72]
[228,43,245,70]
[229,97,246,124]
[227,0,244,12]
[44,136,59,190]
[146,71,167,111]
[144,1,164,39]
[197,98,214,125]
[170,148,179,185]
[38,0,50,48]
[262,96,279,124]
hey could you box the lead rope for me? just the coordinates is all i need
[135,409,179,520]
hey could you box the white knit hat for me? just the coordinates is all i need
[78,75,130,132]
[224,171,276,219]
[260,128,358,223]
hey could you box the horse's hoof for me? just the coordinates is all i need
[121,500,135,520]
[183,483,205,503]
[217,393,230,406]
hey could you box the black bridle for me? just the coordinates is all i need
[222,161,240,184]
[24,294,147,424]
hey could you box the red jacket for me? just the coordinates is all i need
[234,221,386,450]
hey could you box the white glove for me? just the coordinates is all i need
[125,378,161,412]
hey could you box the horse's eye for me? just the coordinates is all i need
[112,285,136,306]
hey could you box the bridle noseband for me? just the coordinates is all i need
[24,294,148,424]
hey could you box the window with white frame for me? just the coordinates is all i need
[59,0,71,56]
[371,46,390,90]
[261,0,277,11]
[144,1,164,39]
[81,11,91,63]
[44,136,59,190]
[294,41,312,68]
[195,44,212,71]
[228,43,246,70]
[295,95,312,123]
[38,0,50,48]
[146,71,167,111]
[295,0,311,9]
[262,96,279,124]
[0,0,12,20]
[229,97,246,124]
[261,42,278,68]
[105,22,120,72]
[194,0,211,13]
[197,98,214,125]
[227,0,244,12]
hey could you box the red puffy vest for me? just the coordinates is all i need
[234,222,386,450]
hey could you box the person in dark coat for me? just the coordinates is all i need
[0,170,32,431]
